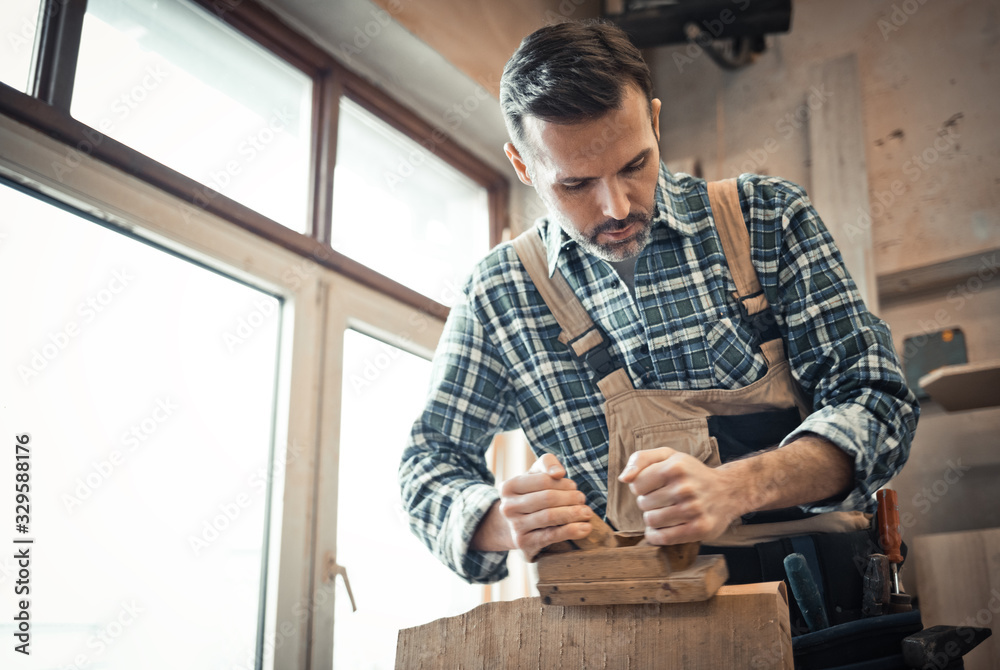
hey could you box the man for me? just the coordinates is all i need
[399,20,917,621]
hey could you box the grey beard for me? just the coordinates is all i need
[560,212,652,262]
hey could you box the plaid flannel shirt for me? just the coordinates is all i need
[400,163,918,584]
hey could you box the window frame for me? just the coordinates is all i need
[3,0,509,321]
[0,0,511,667]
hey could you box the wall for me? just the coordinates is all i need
[646,0,1000,605]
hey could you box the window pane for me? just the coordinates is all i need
[0,182,282,668]
[334,329,483,670]
[331,98,490,306]
[0,0,41,93]
[72,0,313,233]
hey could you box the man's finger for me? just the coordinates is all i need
[617,447,677,483]
[519,520,592,556]
[501,488,586,516]
[511,504,592,533]
[528,452,566,478]
[501,472,578,497]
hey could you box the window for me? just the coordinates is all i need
[72,0,313,233]
[331,97,491,306]
[0,0,42,93]
[333,330,483,669]
[0,181,283,668]
[0,0,509,665]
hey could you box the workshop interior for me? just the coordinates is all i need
[0,0,997,668]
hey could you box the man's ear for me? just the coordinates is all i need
[651,98,662,142]
[504,142,533,186]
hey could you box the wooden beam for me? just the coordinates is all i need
[808,53,879,312]
[878,247,1000,303]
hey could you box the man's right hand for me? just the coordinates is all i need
[470,453,594,560]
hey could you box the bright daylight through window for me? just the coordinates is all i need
[332,97,490,306]
[333,329,484,670]
[0,182,283,669]
[0,0,42,94]
[72,0,313,233]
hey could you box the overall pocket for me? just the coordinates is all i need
[606,416,720,532]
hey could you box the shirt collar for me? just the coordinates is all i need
[542,161,702,277]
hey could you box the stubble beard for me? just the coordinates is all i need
[554,210,653,263]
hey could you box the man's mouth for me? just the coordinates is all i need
[598,221,635,242]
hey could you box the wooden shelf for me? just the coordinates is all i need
[919,359,1000,411]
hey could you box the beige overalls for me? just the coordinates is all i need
[512,179,869,546]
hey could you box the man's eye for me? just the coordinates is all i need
[563,181,587,192]
[623,161,645,174]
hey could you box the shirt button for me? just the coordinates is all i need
[640,344,649,354]
[611,279,620,288]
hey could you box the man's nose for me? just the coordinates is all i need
[597,179,630,221]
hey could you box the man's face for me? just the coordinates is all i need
[506,85,662,262]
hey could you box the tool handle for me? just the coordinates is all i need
[784,553,829,632]
[876,488,904,563]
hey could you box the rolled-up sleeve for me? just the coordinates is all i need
[754,178,919,513]
[399,286,517,584]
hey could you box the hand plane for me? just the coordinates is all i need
[534,515,728,606]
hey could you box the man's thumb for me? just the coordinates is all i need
[529,452,565,478]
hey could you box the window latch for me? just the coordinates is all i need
[325,553,357,612]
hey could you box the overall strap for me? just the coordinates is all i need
[706,179,784,365]
[512,228,628,388]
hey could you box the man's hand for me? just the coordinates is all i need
[470,453,593,559]
[617,435,855,545]
[618,448,742,545]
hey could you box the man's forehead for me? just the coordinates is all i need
[523,110,651,179]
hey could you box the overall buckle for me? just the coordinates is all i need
[568,326,620,380]
[736,291,781,344]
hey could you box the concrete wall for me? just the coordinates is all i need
[646,0,1000,604]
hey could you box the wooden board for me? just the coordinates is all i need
[919,359,1000,411]
[395,583,793,670]
[537,555,728,606]
[808,53,878,312]
[913,528,1000,670]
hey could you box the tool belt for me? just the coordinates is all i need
[512,178,874,632]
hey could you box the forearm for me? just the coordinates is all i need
[469,501,515,552]
[717,433,853,518]
[400,433,510,583]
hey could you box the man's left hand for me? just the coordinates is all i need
[617,448,743,545]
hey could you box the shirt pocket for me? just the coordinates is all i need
[704,317,768,388]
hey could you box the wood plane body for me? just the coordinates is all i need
[536,543,728,606]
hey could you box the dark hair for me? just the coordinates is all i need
[500,20,653,157]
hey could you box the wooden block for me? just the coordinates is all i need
[395,582,793,670]
[537,544,698,583]
[538,554,728,606]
